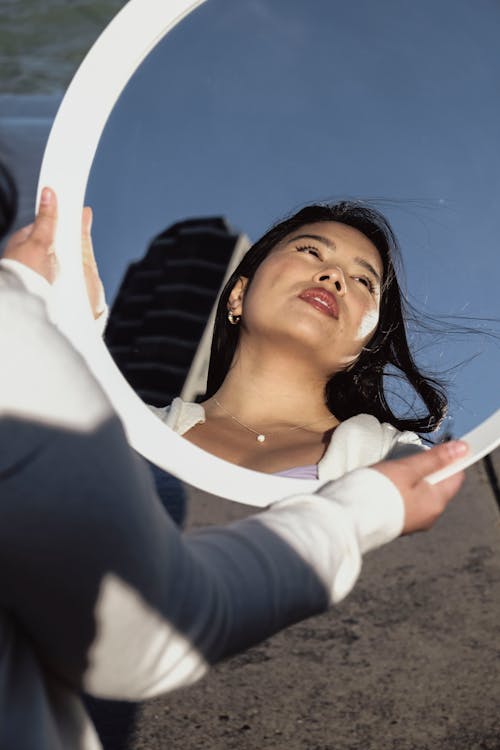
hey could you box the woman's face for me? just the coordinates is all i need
[229,221,384,375]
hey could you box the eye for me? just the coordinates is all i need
[296,245,321,258]
[354,276,376,294]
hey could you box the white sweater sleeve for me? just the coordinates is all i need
[0,257,110,334]
[0,258,53,303]
[262,469,404,603]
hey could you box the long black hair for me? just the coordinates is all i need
[206,201,447,434]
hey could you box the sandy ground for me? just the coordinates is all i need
[89,454,500,750]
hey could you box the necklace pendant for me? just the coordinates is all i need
[257,434,266,443]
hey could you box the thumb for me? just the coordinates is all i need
[400,440,469,485]
[6,223,33,247]
[29,187,58,247]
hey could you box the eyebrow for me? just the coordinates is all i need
[290,233,382,285]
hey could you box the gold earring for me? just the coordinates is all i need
[227,310,241,325]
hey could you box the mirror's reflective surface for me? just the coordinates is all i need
[85,0,499,477]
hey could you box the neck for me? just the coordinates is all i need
[206,339,336,429]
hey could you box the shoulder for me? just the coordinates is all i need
[148,397,206,435]
[318,413,423,481]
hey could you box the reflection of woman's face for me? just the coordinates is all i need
[233,221,383,376]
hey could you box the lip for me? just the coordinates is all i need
[298,287,339,319]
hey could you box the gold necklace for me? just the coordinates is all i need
[213,398,336,444]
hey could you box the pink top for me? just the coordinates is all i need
[273,464,319,480]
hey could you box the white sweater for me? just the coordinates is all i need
[151,397,422,481]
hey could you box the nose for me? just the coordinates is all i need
[313,265,346,295]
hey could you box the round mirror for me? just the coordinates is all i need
[38,0,500,503]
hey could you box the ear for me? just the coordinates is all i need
[227,276,248,317]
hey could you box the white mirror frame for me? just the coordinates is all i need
[37,0,321,505]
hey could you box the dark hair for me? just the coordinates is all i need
[206,201,447,434]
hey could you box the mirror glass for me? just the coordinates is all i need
[86,0,500,445]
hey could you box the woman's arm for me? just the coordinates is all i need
[0,265,395,698]
[0,188,466,702]
[0,266,464,702]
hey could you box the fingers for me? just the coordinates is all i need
[29,187,58,248]
[80,206,106,318]
[81,206,96,264]
[399,440,469,486]
[433,469,466,502]
[1,187,59,283]
[81,206,93,236]
[406,468,466,533]
[373,441,469,536]
[19,223,34,239]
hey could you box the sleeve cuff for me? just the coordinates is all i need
[0,258,53,305]
[316,467,405,554]
[262,467,404,605]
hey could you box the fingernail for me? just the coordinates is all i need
[40,187,52,205]
[446,440,468,459]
